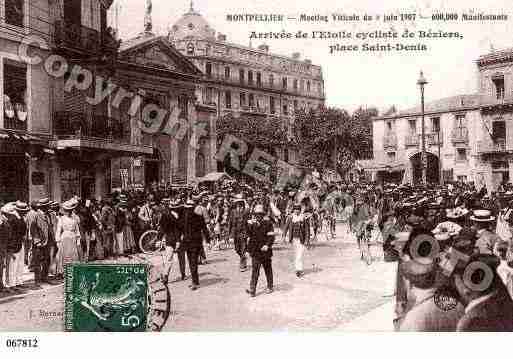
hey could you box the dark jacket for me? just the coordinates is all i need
[282,215,310,245]
[8,215,26,254]
[457,287,513,332]
[181,207,210,249]
[228,208,249,239]
[247,217,275,260]
[160,207,182,248]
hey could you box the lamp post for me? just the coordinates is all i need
[417,71,428,185]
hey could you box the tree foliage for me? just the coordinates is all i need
[293,106,376,177]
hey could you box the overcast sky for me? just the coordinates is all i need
[113,0,513,113]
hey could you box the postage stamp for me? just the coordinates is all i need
[64,264,149,332]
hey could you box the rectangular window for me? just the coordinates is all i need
[204,87,213,105]
[493,77,505,100]
[256,72,262,87]
[224,66,230,80]
[248,94,255,107]
[5,0,24,27]
[225,91,232,109]
[270,96,276,114]
[293,79,298,91]
[269,75,274,88]
[64,0,81,24]
[456,148,467,161]
[239,69,245,84]
[493,121,506,140]
[431,117,440,132]
[206,63,212,78]
[408,119,416,134]
[3,59,28,131]
[240,92,246,106]
[283,102,288,115]
[248,71,254,85]
[282,77,288,90]
[307,81,311,92]
[455,114,466,128]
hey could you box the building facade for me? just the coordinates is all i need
[370,46,513,192]
[167,3,325,165]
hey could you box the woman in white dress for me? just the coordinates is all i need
[55,200,81,276]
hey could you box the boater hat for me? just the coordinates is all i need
[253,204,266,214]
[37,198,51,208]
[470,209,495,222]
[62,200,78,211]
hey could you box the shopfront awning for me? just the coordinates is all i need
[356,159,406,172]
[51,138,154,155]
[0,129,49,154]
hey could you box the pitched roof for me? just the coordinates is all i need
[119,33,202,76]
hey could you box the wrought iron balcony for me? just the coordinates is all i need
[54,21,119,55]
[426,131,443,145]
[54,111,125,142]
[405,134,419,147]
[383,133,397,149]
[477,138,509,154]
[451,127,469,144]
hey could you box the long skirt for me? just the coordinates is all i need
[59,231,80,267]
[293,238,306,272]
[4,246,25,287]
[123,225,136,253]
[114,232,124,255]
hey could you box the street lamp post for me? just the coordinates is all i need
[417,71,428,185]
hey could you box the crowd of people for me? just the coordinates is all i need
[2,176,513,331]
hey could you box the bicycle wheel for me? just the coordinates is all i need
[139,230,161,254]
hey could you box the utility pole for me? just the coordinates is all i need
[417,71,428,185]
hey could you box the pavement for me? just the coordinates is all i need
[0,225,397,331]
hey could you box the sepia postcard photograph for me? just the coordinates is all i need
[1,0,513,345]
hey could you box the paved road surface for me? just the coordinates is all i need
[0,225,396,331]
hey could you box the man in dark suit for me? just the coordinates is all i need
[246,204,275,297]
[454,254,513,331]
[181,199,210,290]
[159,199,186,284]
[29,198,54,286]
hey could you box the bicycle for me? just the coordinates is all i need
[139,229,163,254]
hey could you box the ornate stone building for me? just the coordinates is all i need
[167,3,326,165]
[369,46,513,192]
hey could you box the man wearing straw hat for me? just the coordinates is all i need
[471,209,501,255]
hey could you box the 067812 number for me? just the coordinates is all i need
[5,338,39,348]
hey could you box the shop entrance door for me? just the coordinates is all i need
[81,177,95,200]
[0,155,28,204]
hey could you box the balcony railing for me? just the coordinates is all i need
[54,21,119,55]
[451,127,469,144]
[477,138,509,154]
[54,111,125,142]
[383,133,397,149]
[426,131,443,145]
[405,134,419,147]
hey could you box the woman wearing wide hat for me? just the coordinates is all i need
[55,200,81,278]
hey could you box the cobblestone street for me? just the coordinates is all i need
[0,226,396,331]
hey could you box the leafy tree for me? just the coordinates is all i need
[293,106,377,178]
